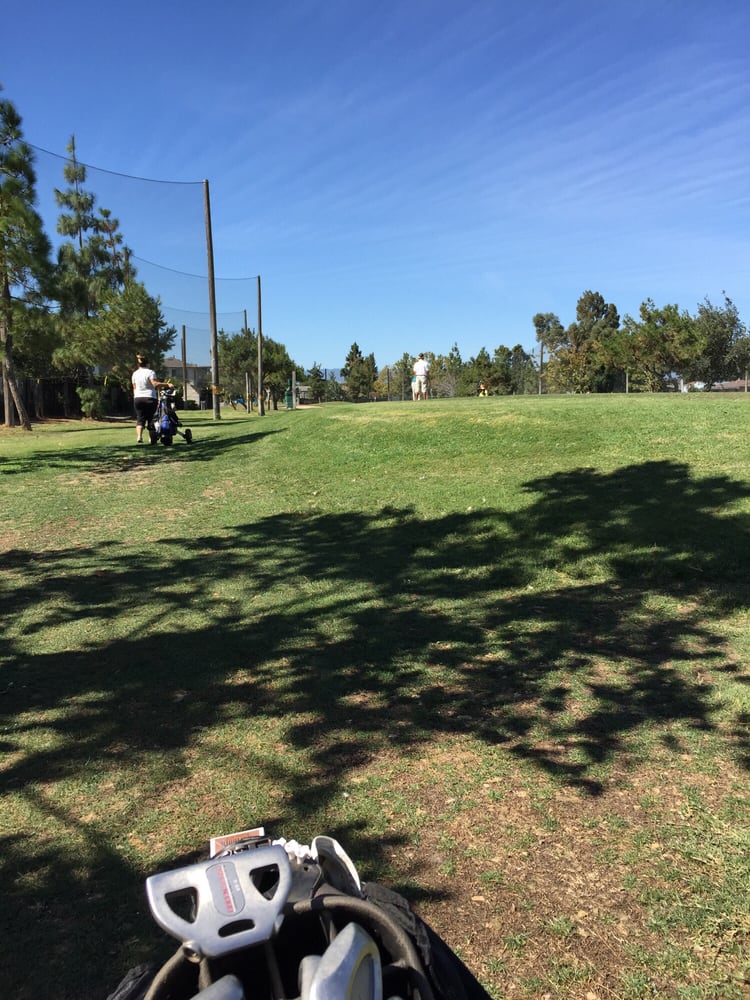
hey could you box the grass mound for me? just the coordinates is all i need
[1,395,748,998]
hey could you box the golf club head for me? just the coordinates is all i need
[299,922,382,1000]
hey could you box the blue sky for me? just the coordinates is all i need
[4,0,749,370]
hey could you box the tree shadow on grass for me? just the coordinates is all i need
[1,460,749,997]
[0,425,285,476]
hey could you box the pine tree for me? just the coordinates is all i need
[54,137,137,370]
[306,362,326,402]
[391,352,415,400]
[53,137,172,389]
[54,136,105,319]
[0,92,53,428]
[341,342,376,400]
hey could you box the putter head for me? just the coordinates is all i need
[145,843,292,959]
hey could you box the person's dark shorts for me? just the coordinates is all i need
[134,397,157,425]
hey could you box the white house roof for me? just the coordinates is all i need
[164,357,208,368]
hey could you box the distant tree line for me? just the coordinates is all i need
[319,290,748,402]
[533,290,748,394]
[217,327,303,410]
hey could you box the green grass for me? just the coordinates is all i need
[1,394,749,999]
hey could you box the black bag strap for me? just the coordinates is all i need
[362,882,492,1000]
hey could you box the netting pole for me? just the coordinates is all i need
[257,275,265,416]
[203,179,220,420]
[243,309,252,413]
[181,325,188,403]
[538,343,544,395]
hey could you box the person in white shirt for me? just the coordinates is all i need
[412,353,430,401]
[131,354,173,444]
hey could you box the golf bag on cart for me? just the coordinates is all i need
[152,389,193,447]
[106,829,491,1000]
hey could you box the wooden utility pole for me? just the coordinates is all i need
[538,343,544,395]
[257,275,264,416]
[203,179,220,419]
[181,325,188,404]
[243,309,252,412]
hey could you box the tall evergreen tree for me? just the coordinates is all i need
[390,351,415,400]
[568,290,620,391]
[52,137,172,390]
[55,136,101,319]
[53,136,138,375]
[532,312,564,393]
[342,342,376,400]
[341,342,364,380]
[306,362,326,402]
[0,92,53,428]
[621,299,697,391]
[55,137,131,315]
[727,332,750,384]
[428,343,463,398]
[533,312,565,353]
[446,342,463,380]
[98,281,175,386]
[491,345,514,394]
[685,294,745,389]
[459,347,493,395]
[509,344,536,394]
[216,327,256,401]
[324,371,345,401]
[547,292,617,392]
[535,294,619,393]
[218,327,300,408]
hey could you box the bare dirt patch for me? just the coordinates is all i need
[365,745,748,999]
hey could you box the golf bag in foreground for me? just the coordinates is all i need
[152,389,193,447]
[107,828,491,1000]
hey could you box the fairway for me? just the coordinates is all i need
[1,395,749,1000]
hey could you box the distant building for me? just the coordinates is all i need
[713,379,749,392]
[163,357,211,404]
[682,379,749,393]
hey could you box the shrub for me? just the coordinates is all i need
[76,387,106,420]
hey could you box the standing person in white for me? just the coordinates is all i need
[131,353,173,444]
[412,353,430,401]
